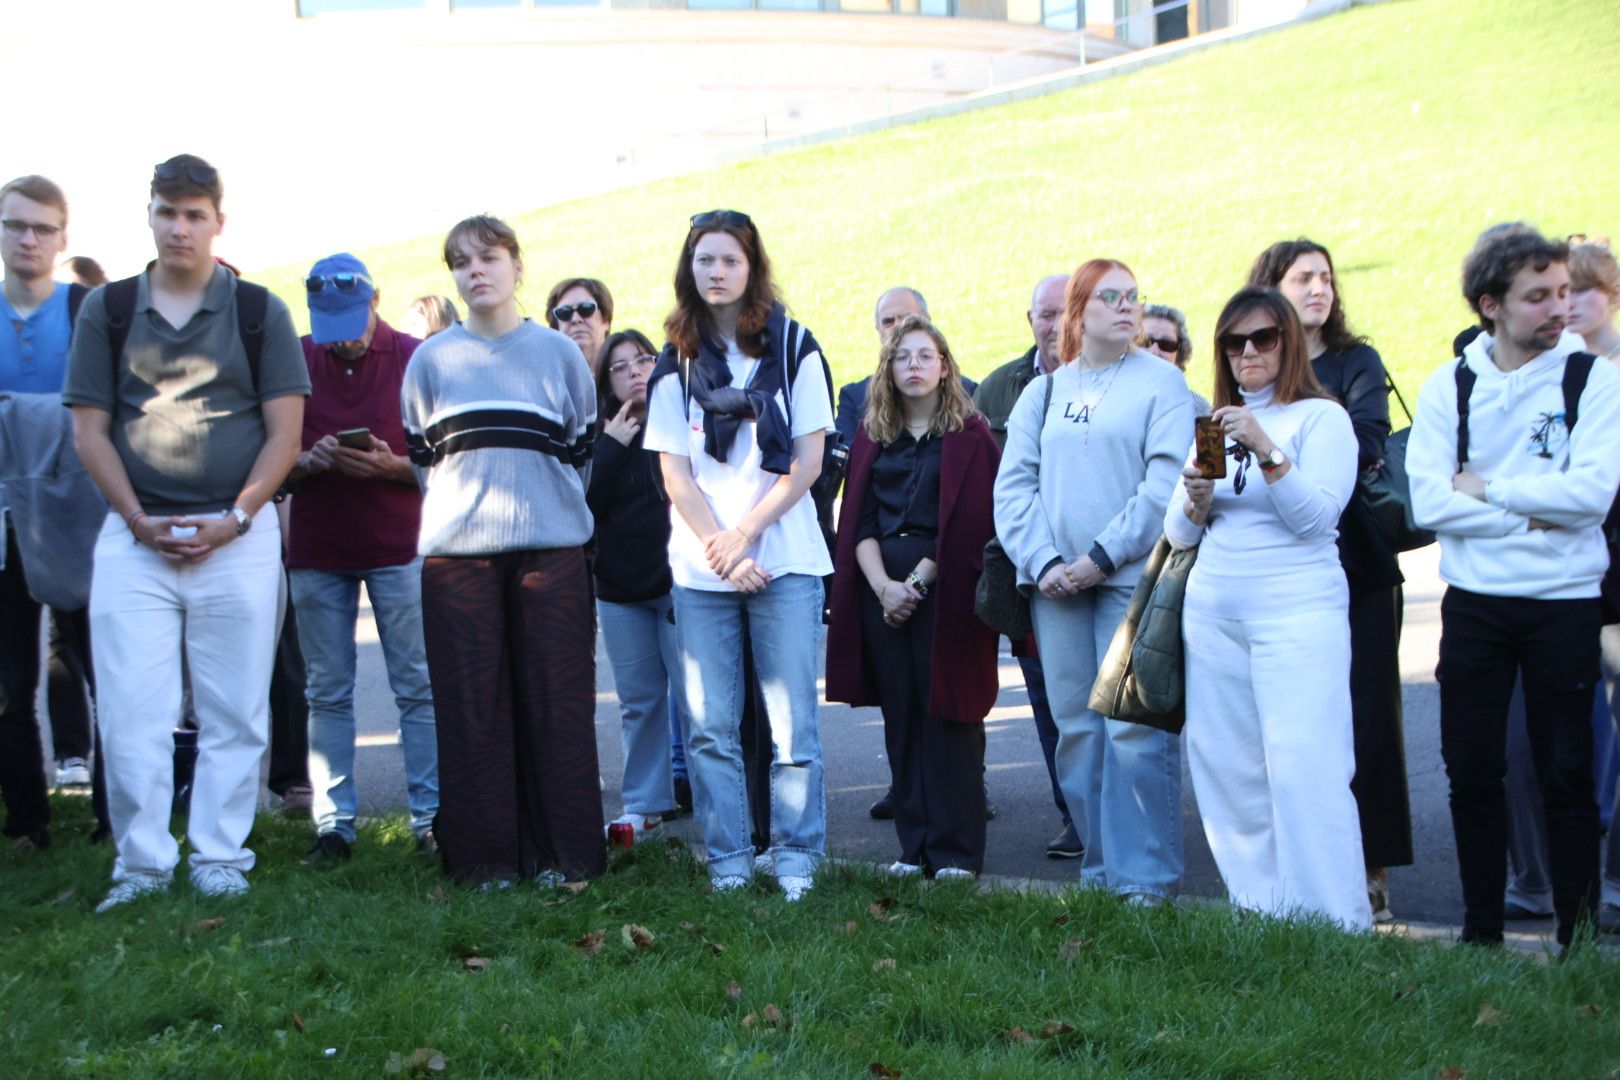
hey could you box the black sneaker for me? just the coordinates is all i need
[869,791,897,820]
[673,776,694,816]
[302,832,352,867]
[1045,823,1084,860]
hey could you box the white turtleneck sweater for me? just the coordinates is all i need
[1164,384,1358,621]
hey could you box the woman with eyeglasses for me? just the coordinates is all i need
[642,209,834,902]
[1165,285,1368,930]
[401,214,604,890]
[546,277,613,374]
[588,328,691,839]
[826,315,1000,880]
[1249,239,1411,924]
[994,259,1196,907]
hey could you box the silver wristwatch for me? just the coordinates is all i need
[229,506,252,536]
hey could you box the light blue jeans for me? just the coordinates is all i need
[598,594,689,816]
[672,574,826,881]
[1032,584,1183,899]
[289,561,438,842]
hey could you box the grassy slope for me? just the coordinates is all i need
[259,0,1620,399]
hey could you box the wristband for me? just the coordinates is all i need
[125,509,147,529]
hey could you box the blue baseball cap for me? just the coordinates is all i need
[305,252,376,345]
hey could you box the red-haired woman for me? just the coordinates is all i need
[826,315,1000,879]
[642,210,834,902]
[1166,285,1369,930]
[993,259,1196,905]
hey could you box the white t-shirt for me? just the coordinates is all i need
[644,341,835,591]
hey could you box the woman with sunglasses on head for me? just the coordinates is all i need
[1166,286,1368,930]
[547,277,613,375]
[994,259,1196,907]
[1248,239,1411,923]
[826,315,1000,880]
[401,214,604,890]
[588,328,691,840]
[643,209,834,902]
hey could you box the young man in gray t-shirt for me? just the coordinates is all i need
[62,155,309,913]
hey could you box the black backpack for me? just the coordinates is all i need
[1454,351,1620,622]
[98,272,269,389]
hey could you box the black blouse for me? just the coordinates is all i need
[856,431,943,542]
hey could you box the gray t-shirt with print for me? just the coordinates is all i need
[62,264,310,515]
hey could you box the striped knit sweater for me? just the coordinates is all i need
[401,320,596,557]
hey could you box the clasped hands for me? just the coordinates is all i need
[129,512,237,564]
[705,526,769,593]
[1037,555,1104,600]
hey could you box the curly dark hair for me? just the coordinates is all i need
[1462,225,1569,333]
[1247,238,1367,353]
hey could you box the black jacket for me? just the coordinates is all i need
[585,430,673,603]
[1313,343,1403,592]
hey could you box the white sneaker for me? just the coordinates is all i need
[533,869,567,889]
[55,757,91,787]
[933,867,976,883]
[712,874,750,893]
[778,875,813,902]
[753,851,775,876]
[191,864,249,899]
[885,861,923,878]
[95,873,170,913]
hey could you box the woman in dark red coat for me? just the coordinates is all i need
[826,314,1001,879]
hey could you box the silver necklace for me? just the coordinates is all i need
[1075,353,1126,452]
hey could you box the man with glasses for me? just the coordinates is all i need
[283,253,438,867]
[63,155,310,911]
[834,287,979,447]
[971,273,1081,860]
[545,277,613,374]
[0,174,105,850]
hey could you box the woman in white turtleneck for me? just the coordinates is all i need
[1164,286,1369,931]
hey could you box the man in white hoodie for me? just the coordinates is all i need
[1409,225,1620,949]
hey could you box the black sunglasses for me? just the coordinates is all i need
[1146,335,1181,354]
[552,301,599,323]
[153,161,218,186]
[689,209,752,230]
[1219,326,1282,357]
[305,272,371,295]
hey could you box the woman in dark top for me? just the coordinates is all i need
[826,315,1001,880]
[1250,238,1413,921]
[587,329,689,839]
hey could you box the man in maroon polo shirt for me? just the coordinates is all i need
[286,253,438,865]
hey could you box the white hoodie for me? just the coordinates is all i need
[1408,330,1620,599]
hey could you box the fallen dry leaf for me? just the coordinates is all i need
[1051,913,1069,927]
[1576,1003,1604,1019]
[742,1012,757,1029]
[426,885,449,904]
[384,1048,447,1074]
[52,888,75,905]
[726,981,743,999]
[571,930,606,956]
[1058,937,1091,964]
[560,881,588,894]
[868,898,898,923]
[621,924,657,950]
[1439,1069,1466,1080]
[251,936,294,949]
[702,937,726,956]
[498,1023,510,1035]
[1001,1026,1035,1044]
[462,956,490,972]
[838,920,860,935]
[185,917,225,935]
[291,1011,305,1033]
[869,1064,902,1078]
[1038,1021,1075,1039]
[1474,1002,1508,1026]
[872,958,897,972]
[762,1004,783,1025]
[679,921,704,934]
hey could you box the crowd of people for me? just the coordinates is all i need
[3,155,1619,950]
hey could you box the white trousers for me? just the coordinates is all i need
[89,511,282,883]
[1183,604,1371,931]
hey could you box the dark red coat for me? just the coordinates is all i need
[825,414,1002,723]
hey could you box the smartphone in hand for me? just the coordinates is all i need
[1194,415,1227,479]
[336,427,372,450]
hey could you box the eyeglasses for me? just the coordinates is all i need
[1145,335,1180,354]
[305,272,372,295]
[895,349,941,369]
[689,210,752,230]
[553,301,599,323]
[608,354,658,376]
[0,219,62,241]
[1219,326,1283,357]
[1093,289,1142,310]
[153,161,218,186]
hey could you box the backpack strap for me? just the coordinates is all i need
[102,275,142,382]
[233,279,268,395]
[1453,358,1477,470]
[1562,351,1596,433]
[66,283,88,337]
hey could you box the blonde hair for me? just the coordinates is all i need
[1570,240,1618,297]
[862,314,978,445]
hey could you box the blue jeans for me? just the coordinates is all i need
[1033,584,1183,899]
[290,562,438,842]
[598,595,689,816]
[672,574,826,881]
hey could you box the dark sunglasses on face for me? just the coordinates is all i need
[553,301,599,323]
[1219,325,1282,357]
[153,161,218,186]
[608,354,658,376]
[689,209,752,230]
[305,272,372,295]
[1146,335,1180,354]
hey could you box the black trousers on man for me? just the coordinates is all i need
[1437,587,1602,947]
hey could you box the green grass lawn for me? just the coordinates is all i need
[3,797,1616,1076]
[257,0,1620,403]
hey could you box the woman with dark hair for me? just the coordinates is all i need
[995,259,1196,906]
[547,277,613,374]
[642,210,833,901]
[401,214,604,889]
[404,295,458,339]
[1248,238,1412,922]
[826,315,1000,880]
[1166,286,1368,930]
[588,328,688,840]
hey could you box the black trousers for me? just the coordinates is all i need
[860,535,985,874]
[1437,587,1601,946]
[1348,584,1413,868]
[267,578,310,797]
[738,622,771,853]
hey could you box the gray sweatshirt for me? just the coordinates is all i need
[993,350,1195,588]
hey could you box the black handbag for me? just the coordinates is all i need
[974,537,1032,640]
[1357,376,1435,553]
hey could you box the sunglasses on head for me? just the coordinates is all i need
[689,209,752,230]
[305,272,371,295]
[1145,335,1180,354]
[153,161,218,186]
[553,301,599,323]
[1219,326,1282,357]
